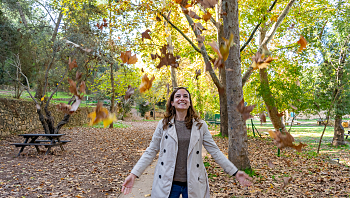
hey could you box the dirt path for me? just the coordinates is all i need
[0,121,158,198]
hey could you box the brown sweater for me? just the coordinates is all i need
[173,120,191,182]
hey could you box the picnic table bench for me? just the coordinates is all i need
[11,134,70,157]
[285,120,300,126]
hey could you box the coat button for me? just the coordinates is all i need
[165,135,168,139]
[196,151,199,154]
[159,175,161,179]
[161,162,164,165]
[164,149,166,153]
[198,177,200,181]
[197,164,199,168]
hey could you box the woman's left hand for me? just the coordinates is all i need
[235,171,253,187]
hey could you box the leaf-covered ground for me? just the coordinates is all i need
[1,121,349,197]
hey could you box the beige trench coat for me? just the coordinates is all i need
[131,118,238,198]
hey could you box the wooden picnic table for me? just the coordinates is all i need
[11,134,70,157]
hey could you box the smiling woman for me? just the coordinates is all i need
[121,87,252,198]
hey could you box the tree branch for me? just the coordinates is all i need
[240,0,278,52]
[33,0,56,25]
[242,0,296,87]
[183,12,222,89]
[159,12,202,55]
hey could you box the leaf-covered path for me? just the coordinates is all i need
[1,121,350,197]
[0,121,158,198]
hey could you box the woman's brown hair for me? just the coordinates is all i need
[162,87,202,130]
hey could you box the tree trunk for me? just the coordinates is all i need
[51,10,63,42]
[109,63,115,128]
[332,114,345,146]
[16,2,28,28]
[223,0,250,170]
[171,66,177,89]
[217,11,228,137]
[259,69,287,132]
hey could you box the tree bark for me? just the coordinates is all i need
[51,10,63,42]
[171,66,177,89]
[16,2,28,28]
[332,114,345,146]
[223,0,250,170]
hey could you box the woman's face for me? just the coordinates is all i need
[171,89,191,111]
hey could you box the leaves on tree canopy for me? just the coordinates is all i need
[251,52,276,70]
[141,29,151,41]
[236,99,256,121]
[139,74,155,93]
[125,85,135,101]
[120,51,138,64]
[151,45,180,69]
[297,35,307,52]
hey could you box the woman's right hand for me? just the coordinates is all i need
[121,173,137,195]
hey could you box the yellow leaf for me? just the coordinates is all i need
[258,62,269,69]
[252,61,258,70]
[41,95,46,101]
[268,129,277,139]
[103,114,116,128]
[87,112,96,126]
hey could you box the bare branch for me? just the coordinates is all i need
[33,0,56,25]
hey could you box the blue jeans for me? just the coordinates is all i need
[168,183,188,198]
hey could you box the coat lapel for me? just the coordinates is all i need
[188,119,200,156]
[167,117,178,143]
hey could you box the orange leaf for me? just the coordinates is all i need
[220,33,234,61]
[88,102,109,126]
[141,29,151,41]
[120,51,138,64]
[236,99,256,121]
[259,113,266,122]
[297,35,307,52]
[292,142,307,152]
[209,41,222,59]
[79,81,86,94]
[202,11,212,22]
[57,103,72,114]
[139,74,155,93]
[68,78,77,96]
[125,85,135,100]
[198,0,218,9]
[68,57,78,71]
[76,71,82,81]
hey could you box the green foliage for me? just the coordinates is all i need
[243,168,257,177]
[137,99,151,117]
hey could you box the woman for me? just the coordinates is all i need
[122,87,252,198]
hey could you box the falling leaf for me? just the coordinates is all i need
[211,58,223,69]
[40,95,45,101]
[268,160,275,169]
[173,0,182,3]
[198,0,218,9]
[120,51,138,64]
[79,81,86,94]
[139,74,155,93]
[193,23,207,32]
[141,68,144,72]
[277,111,284,117]
[260,113,266,122]
[236,99,256,121]
[88,102,112,127]
[188,10,201,20]
[153,45,180,69]
[202,11,212,22]
[57,103,72,114]
[268,129,277,139]
[251,52,276,70]
[273,130,295,149]
[271,15,279,22]
[297,35,307,52]
[68,78,78,96]
[209,41,223,59]
[76,71,82,81]
[195,69,201,80]
[292,142,307,152]
[219,33,235,61]
[289,104,298,110]
[282,177,293,189]
[141,29,152,41]
[125,85,135,101]
[103,114,117,128]
[68,57,78,71]
[196,35,205,48]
